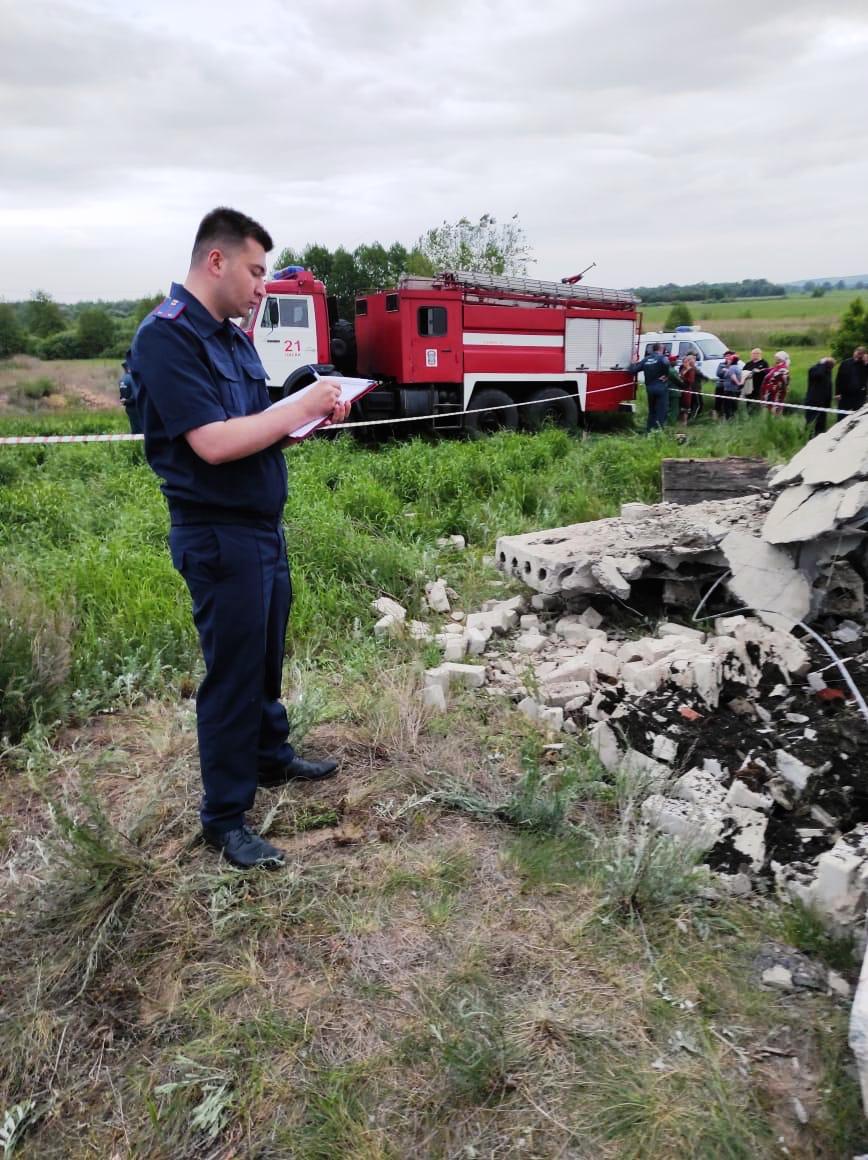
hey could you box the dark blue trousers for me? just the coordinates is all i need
[645,383,669,431]
[169,522,296,833]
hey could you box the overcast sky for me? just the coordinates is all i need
[2,0,866,301]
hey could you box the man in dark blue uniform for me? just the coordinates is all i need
[129,207,349,868]
[628,343,672,432]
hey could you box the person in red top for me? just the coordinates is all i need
[760,351,791,416]
[677,353,703,424]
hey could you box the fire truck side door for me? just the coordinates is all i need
[255,294,319,387]
[411,302,461,381]
[598,319,635,369]
[565,318,600,371]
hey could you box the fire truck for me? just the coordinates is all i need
[245,267,641,433]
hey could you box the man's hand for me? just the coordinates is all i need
[298,378,344,423]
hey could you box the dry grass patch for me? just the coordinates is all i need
[0,689,864,1156]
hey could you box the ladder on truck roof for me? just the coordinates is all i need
[397,270,640,310]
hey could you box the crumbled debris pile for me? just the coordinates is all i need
[496,403,868,633]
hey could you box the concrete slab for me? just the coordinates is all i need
[721,528,811,632]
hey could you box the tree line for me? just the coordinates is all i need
[0,214,531,359]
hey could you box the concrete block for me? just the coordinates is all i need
[729,806,768,870]
[423,684,447,712]
[515,632,547,655]
[591,651,621,680]
[517,696,540,722]
[450,534,466,549]
[554,616,607,644]
[693,655,723,708]
[544,680,592,708]
[620,502,654,523]
[519,613,541,629]
[374,614,403,638]
[641,794,724,851]
[539,707,564,733]
[408,620,434,641]
[541,657,593,686]
[372,596,407,621]
[424,666,451,692]
[621,660,665,694]
[673,768,727,807]
[443,634,467,662]
[580,606,604,629]
[651,734,678,764]
[725,780,773,813]
[465,627,490,656]
[589,720,621,771]
[775,749,813,795]
[424,579,451,613]
[442,662,487,689]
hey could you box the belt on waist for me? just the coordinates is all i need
[169,504,282,530]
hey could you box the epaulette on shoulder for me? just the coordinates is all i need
[153,296,187,320]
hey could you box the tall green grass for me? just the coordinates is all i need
[0,407,809,739]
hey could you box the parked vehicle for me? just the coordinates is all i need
[637,325,736,382]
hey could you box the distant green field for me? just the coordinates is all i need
[640,289,860,326]
[639,289,861,357]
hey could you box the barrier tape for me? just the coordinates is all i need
[0,381,633,445]
[0,377,850,446]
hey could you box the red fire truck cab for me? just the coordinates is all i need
[247,268,640,434]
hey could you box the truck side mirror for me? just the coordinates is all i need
[267,299,279,328]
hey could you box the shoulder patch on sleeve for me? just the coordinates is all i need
[154,296,187,320]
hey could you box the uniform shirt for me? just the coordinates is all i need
[129,283,288,523]
[629,352,671,386]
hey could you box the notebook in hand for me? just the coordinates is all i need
[267,375,378,442]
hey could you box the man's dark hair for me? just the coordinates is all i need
[192,207,273,262]
[651,342,661,352]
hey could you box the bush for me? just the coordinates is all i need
[77,308,116,358]
[0,573,72,742]
[768,331,820,348]
[663,303,693,330]
[37,329,83,360]
[0,303,26,358]
[831,298,868,360]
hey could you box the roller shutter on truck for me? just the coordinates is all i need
[598,318,634,369]
[564,318,600,371]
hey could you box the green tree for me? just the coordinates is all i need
[831,297,868,359]
[77,308,116,357]
[0,303,25,358]
[663,303,693,330]
[25,290,66,338]
[415,213,532,275]
[133,293,165,326]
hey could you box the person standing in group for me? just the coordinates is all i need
[760,351,791,416]
[128,207,350,869]
[835,346,868,420]
[713,351,736,420]
[742,348,769,407]
[719,352,744,420]
[804,356,836,438]
[628,343,672,432]
[677,353,703,424]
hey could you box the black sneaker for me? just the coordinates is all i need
[258,756,338,787]
[202,825,286,868]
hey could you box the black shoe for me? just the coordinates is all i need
[202,824,286,868]
[258,755,339,787]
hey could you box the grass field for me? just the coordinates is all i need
[640,288,862,354]
[1,391,865,1156]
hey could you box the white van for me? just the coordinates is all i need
[638,325,734,381]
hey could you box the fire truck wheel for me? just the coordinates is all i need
[464,388,518,437]
[523,386,579,431]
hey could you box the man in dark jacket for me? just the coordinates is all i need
[836,346,868,419]
[805,357,836,438]
[628,343,671,432]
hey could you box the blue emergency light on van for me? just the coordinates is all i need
[273,266,304,280]
[675,325,699,332]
